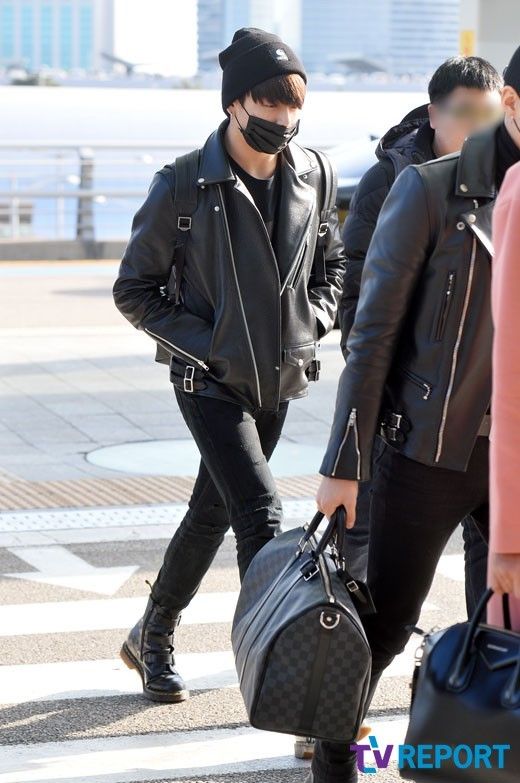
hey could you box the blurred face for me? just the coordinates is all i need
[428,86,503,155]
[502,85,520,149]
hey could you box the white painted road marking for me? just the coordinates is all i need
[4,545,139,596]
[435,553,465,582]
[0,718,410,783]
[0,651,238,704]
[0,588,442,638]
[0,591,239,637]
[0,637,421,706]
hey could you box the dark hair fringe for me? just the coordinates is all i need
[428,56,504,104]
[240,73,306,108]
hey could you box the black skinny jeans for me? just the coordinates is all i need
[345,438,488,616]
[313,436,490,783]
[150,388,289,611]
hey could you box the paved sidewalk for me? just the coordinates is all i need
[0,260,339,492]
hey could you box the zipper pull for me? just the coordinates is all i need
[331,407,361,479]
[406,624,426,637]
[422,384,432,400]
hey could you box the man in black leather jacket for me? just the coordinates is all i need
[311,47,520,783]
[299,55,503,771]
[339,57,503,622]
[112,28,345,704]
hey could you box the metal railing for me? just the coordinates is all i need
[0,142,194,242]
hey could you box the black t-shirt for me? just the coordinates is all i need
[229,155,281,244]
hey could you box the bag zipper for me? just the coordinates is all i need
[434,271,456,341]
[435,232,477,462]
[399,366,433,400]
[216,183,263,408]
[143,326,209,371]
[318,552,335,603]
[331,408,361,479]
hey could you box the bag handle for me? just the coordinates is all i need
[298,506,346,554]
[314,506,346,558]
[298,509,325,548]
[448,588,519,706]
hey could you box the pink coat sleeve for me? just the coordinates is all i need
[488,160,520,630]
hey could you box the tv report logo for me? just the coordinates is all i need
[349,735,511,774]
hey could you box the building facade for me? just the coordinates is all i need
[300,0,460,76]
[0,0,114,72]
[197,0,300,72]
[198,0,461,77]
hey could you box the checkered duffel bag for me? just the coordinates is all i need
[231,508,374,742]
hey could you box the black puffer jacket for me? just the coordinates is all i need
[320,123,500,481]
[113,120,345,413]
[340,112,434,356]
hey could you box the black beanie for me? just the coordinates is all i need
[504,44,520,93]
[219,27,307,114]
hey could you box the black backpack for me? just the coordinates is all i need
[167,145,337,304]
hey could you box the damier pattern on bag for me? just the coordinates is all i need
[232,516,372,743]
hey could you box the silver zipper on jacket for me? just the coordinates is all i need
[434,233,477,462]
[331,408,361,480]
[400,366,432,400]
[143,326,209,371]
[282,230,310,294]
[216,183,263,408]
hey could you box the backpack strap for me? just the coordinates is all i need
[307,147,337,285]
[171,149,200,305]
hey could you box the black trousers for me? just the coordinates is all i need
[345,438,488,617]
[313,436,490,783]
[150,388,289,611]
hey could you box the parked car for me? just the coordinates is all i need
[327,135,380,222]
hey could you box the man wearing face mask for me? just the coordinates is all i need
[113,28,345,703]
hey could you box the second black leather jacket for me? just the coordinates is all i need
[320,123,500,481]
[113,120,346,412]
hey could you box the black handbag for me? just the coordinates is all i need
[400,588,520,782]
[231,508,374,742]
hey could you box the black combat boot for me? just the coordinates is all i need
[120,591,188,703]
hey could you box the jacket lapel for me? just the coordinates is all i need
[455,123,499,200]
[201,122,319,289]
[462,201,495,258]
[274,154,316,286]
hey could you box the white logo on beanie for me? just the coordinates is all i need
[275,48,289,61]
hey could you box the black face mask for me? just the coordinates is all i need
[235,104,300,154]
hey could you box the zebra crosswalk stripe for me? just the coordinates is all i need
[0,591,239,637]
[0,718,410,783]
[0,634,420,706]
